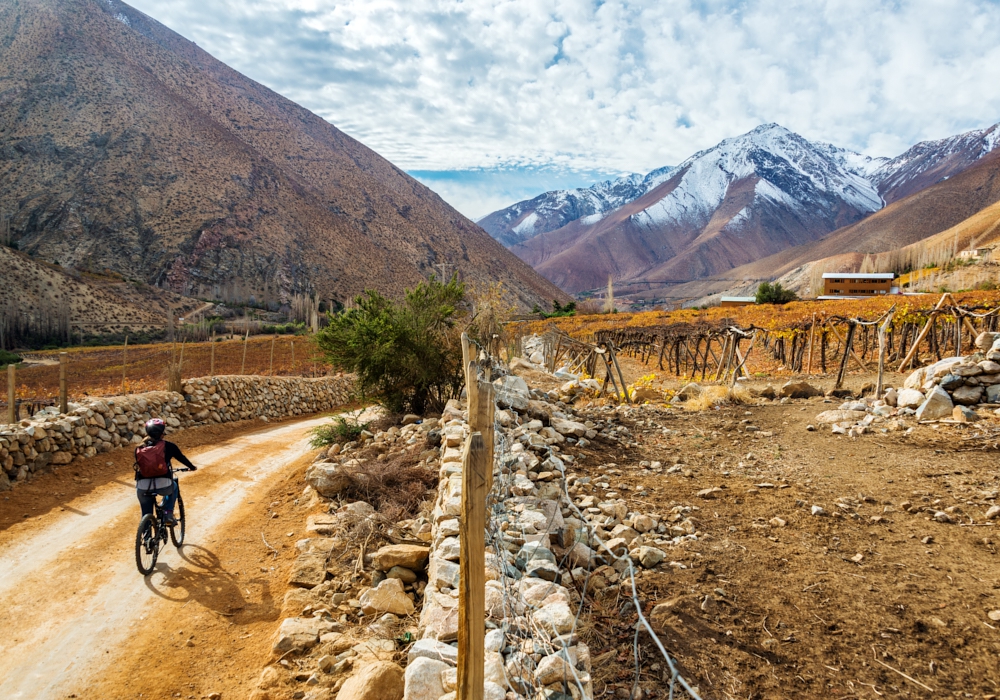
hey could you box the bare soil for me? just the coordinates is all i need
[0,414,335,700]
[556,376,1000,699]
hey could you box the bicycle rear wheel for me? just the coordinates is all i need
[135,514,159,575]
[170,493,185,547]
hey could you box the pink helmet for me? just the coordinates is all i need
[145,418,166,438]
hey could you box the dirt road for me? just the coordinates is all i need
[0,416,330,700]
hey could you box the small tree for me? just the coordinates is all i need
[755,281,798,305]
[316,276,466,414]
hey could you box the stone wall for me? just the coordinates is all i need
[0,374,355,491]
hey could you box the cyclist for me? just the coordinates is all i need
[135,418,197,525]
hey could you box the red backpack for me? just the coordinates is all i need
[135,440,169,478]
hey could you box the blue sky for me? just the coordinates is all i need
[129,0,1000,219]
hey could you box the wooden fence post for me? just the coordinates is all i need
[834,323,856,390]
[7,363,14,425]
[457,430,488,700]
[876,310,895,398]
[806,314,816,376]
[122,335,129,395]
[241,327,250,375]
[59,352,68,413]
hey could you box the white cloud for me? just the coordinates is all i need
[128,0,1000,211]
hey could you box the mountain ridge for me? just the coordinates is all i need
[482,121,1000,298]
[0,0,568,311]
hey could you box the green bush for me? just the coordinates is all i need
[539,299,576,318]
[309,416,371,448]
[755,281,798,305]
[315,275,466,414]
[0,349,21,367]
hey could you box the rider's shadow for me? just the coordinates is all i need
[144,544,279,624]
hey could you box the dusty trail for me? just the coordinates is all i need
[0,416,330,700]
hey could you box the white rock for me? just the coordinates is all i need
[359,578,415,616]
[402,657,449,700]
[493,375,530,411]
[986,505,1000,520]
[896,388,925,409]
[407,638,458,667]
[535,653,574,685]
[915,386,954,421]
[811,505,827,516]
[532,602,576,635]
[630,546,666,568]
[484,629,505,653]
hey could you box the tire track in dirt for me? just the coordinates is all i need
[0,416,330,700]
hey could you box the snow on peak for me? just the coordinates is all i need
[633,124,883,230]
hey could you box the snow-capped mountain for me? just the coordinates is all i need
[511,124,889,293]
[871,123,1000,203]
[483,121,1000,296]
[477,167,674,247]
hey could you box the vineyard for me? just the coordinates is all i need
[4,336,334,416]
[517,291,1000,383]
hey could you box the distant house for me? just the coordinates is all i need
[720,296,756,307]
[821,272,896,297]
[958,246,993,259]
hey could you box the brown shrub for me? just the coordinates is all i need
[339,452,437,520]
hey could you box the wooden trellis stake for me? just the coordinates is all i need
[59,352,67,414]
[8,363,15,424]
[806,314,816,376]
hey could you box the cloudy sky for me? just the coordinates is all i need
[130,0,1000,219]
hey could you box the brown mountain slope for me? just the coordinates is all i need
[716,148,1000,283]
[0,0,566,310]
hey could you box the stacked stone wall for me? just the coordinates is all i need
[0,374,354,490]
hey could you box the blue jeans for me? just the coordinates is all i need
[137,482,177,519]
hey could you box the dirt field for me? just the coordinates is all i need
[521,357,1000,699]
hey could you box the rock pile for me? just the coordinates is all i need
[810,332,1000,434]
[0,374,353,490]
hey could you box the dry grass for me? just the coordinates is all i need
[339,452,438,520]
[682,384,755,411]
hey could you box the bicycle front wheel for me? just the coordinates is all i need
[135,514,159,575]
[170,494,185,547]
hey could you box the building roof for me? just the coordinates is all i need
[821,272,895,280]
[720,296,755,302]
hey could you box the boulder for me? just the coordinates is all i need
[493,375,530,411]
[428,558,460,590]
[419,593,459,642]
[550,419,588,437]
[979,360,1000,374]
[988,384,1000,403]
[896,388,924,409]
[938,374,965,391]
[952,385,983,406]
[953,406,980,422]
[814,409,868,424]
[336,661,405,700]
[372,545,430,572]
[904,357,963,389]
[305,463,354,498]
[359,578,415,616]
[535,653,574,685]
[915,386,954,421]
[630,546,666,569]
[631,387,662,402]
[288,551,329,589]
[976,332,999,351]
[402,657,449,700]
[532,602,575,635]
[272,617,333,654]
[779,381,822,399]
[882,387,898,406]
[407,638,458,666]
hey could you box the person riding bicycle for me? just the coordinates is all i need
[135,418,197,525]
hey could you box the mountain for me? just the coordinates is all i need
[707,147,1000,288]
[510,124,885,293]
[478,167,674,247]
[0,0,568,311]
[484,121,1000,300]
[872,123,1000,204]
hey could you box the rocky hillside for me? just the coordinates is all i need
[0,0,567,311]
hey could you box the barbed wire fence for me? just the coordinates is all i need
[464,336,703,700]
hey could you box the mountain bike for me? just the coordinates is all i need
[134,468,193,575]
